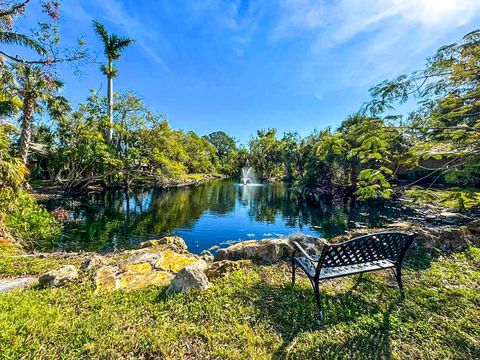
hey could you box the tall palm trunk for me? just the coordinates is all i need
[19,94,35,165]
[107,59,114,143]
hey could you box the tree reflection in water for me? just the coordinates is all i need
[45,180,416,253]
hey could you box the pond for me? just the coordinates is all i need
[44,180,419,254]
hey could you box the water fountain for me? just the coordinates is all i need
[240,165,258,185]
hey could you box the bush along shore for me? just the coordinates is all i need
[1,219,479,359]
[30,173,228,201]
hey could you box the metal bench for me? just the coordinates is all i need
[291,232,416,320]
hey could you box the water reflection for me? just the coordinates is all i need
[45,180,417,253]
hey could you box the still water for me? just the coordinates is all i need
[45,180,417,254]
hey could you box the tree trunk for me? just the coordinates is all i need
[19,95,35,165]
[107,73,114,143]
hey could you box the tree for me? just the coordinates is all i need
[93,21,134,143]
[315,115,406,200]
[0,122,26,189]
[5,63,68,164]
[0,1,45,59]
[363,29,480,186]
[204,131,237,175]
[0,1,83,65]
[248,128,283,180]
[280,132,300,181]
[204,131,237,159]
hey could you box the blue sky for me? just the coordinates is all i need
[12,0,480,143]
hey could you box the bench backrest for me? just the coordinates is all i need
[318,232,415,270]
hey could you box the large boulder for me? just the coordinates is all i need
[80,256,110,272]
[39,265,79,288]
[94,263,172,293]
[214,235,326,263]
[95,265,120,292]
[331,221,480,252]
[0,277,37,293]
[138,236,187,252]
[166,264,211,295]
[200,250,214,262]
[93,238,205,293]
[438,212,471,225]
[466,219,480,233]
[119,262,172,291]
[153,249,206,273]
[204,260,250,280]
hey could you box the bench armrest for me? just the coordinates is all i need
[292,241,315,262]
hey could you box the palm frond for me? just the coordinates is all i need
[115,37,135,51]
[0,31,46,55]
[92,20,109,46]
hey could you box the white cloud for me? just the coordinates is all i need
[274,0,480,45]
[184,0,265,56]
[64,0,169,71]
[271,0,480,90]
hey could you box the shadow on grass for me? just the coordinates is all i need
[248,276,399,359]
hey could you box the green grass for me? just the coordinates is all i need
[0,247,479,359]
[0,252,82,277]
[404,186,480,211]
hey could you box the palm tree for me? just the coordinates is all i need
[8,64,69,164]
[93,21,134,143]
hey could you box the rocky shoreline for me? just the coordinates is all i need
[2,217,479,295]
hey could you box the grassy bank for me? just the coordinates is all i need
[0,246,479,359]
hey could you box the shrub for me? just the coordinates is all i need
[0,189,61,249]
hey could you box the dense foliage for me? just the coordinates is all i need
[29,92,220,189]
[0,124,59,248]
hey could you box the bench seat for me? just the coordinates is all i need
[294,256,395,280]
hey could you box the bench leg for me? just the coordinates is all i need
[314,282,323,321]
[393,266,405,299]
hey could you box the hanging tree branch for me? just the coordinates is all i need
[0,0,30,17]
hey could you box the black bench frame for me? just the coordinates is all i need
[291,232,415,320]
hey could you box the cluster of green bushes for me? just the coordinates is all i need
[0,124,59,249]
[30,92,223,189]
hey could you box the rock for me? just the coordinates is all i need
[119,262,171,290]
[39,265,79,288]
[466,219,480,233]
[122,271,172,290]
[204,260,250,279]
[0,277,37,293]
[200,250,214,262]
[80,256,109,272]
[93,248,205,293]
[94,263,172,292]
[331,221,480,252]
[95,266,120,292]
[120,262,152,276]
[166,264,212,295]
[139,236,187,251]
[127,252,162,266]
[438,212,471,225]
[153,249,205,273]
[214,235,326,263]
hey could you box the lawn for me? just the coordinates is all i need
[0,246,479,359]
